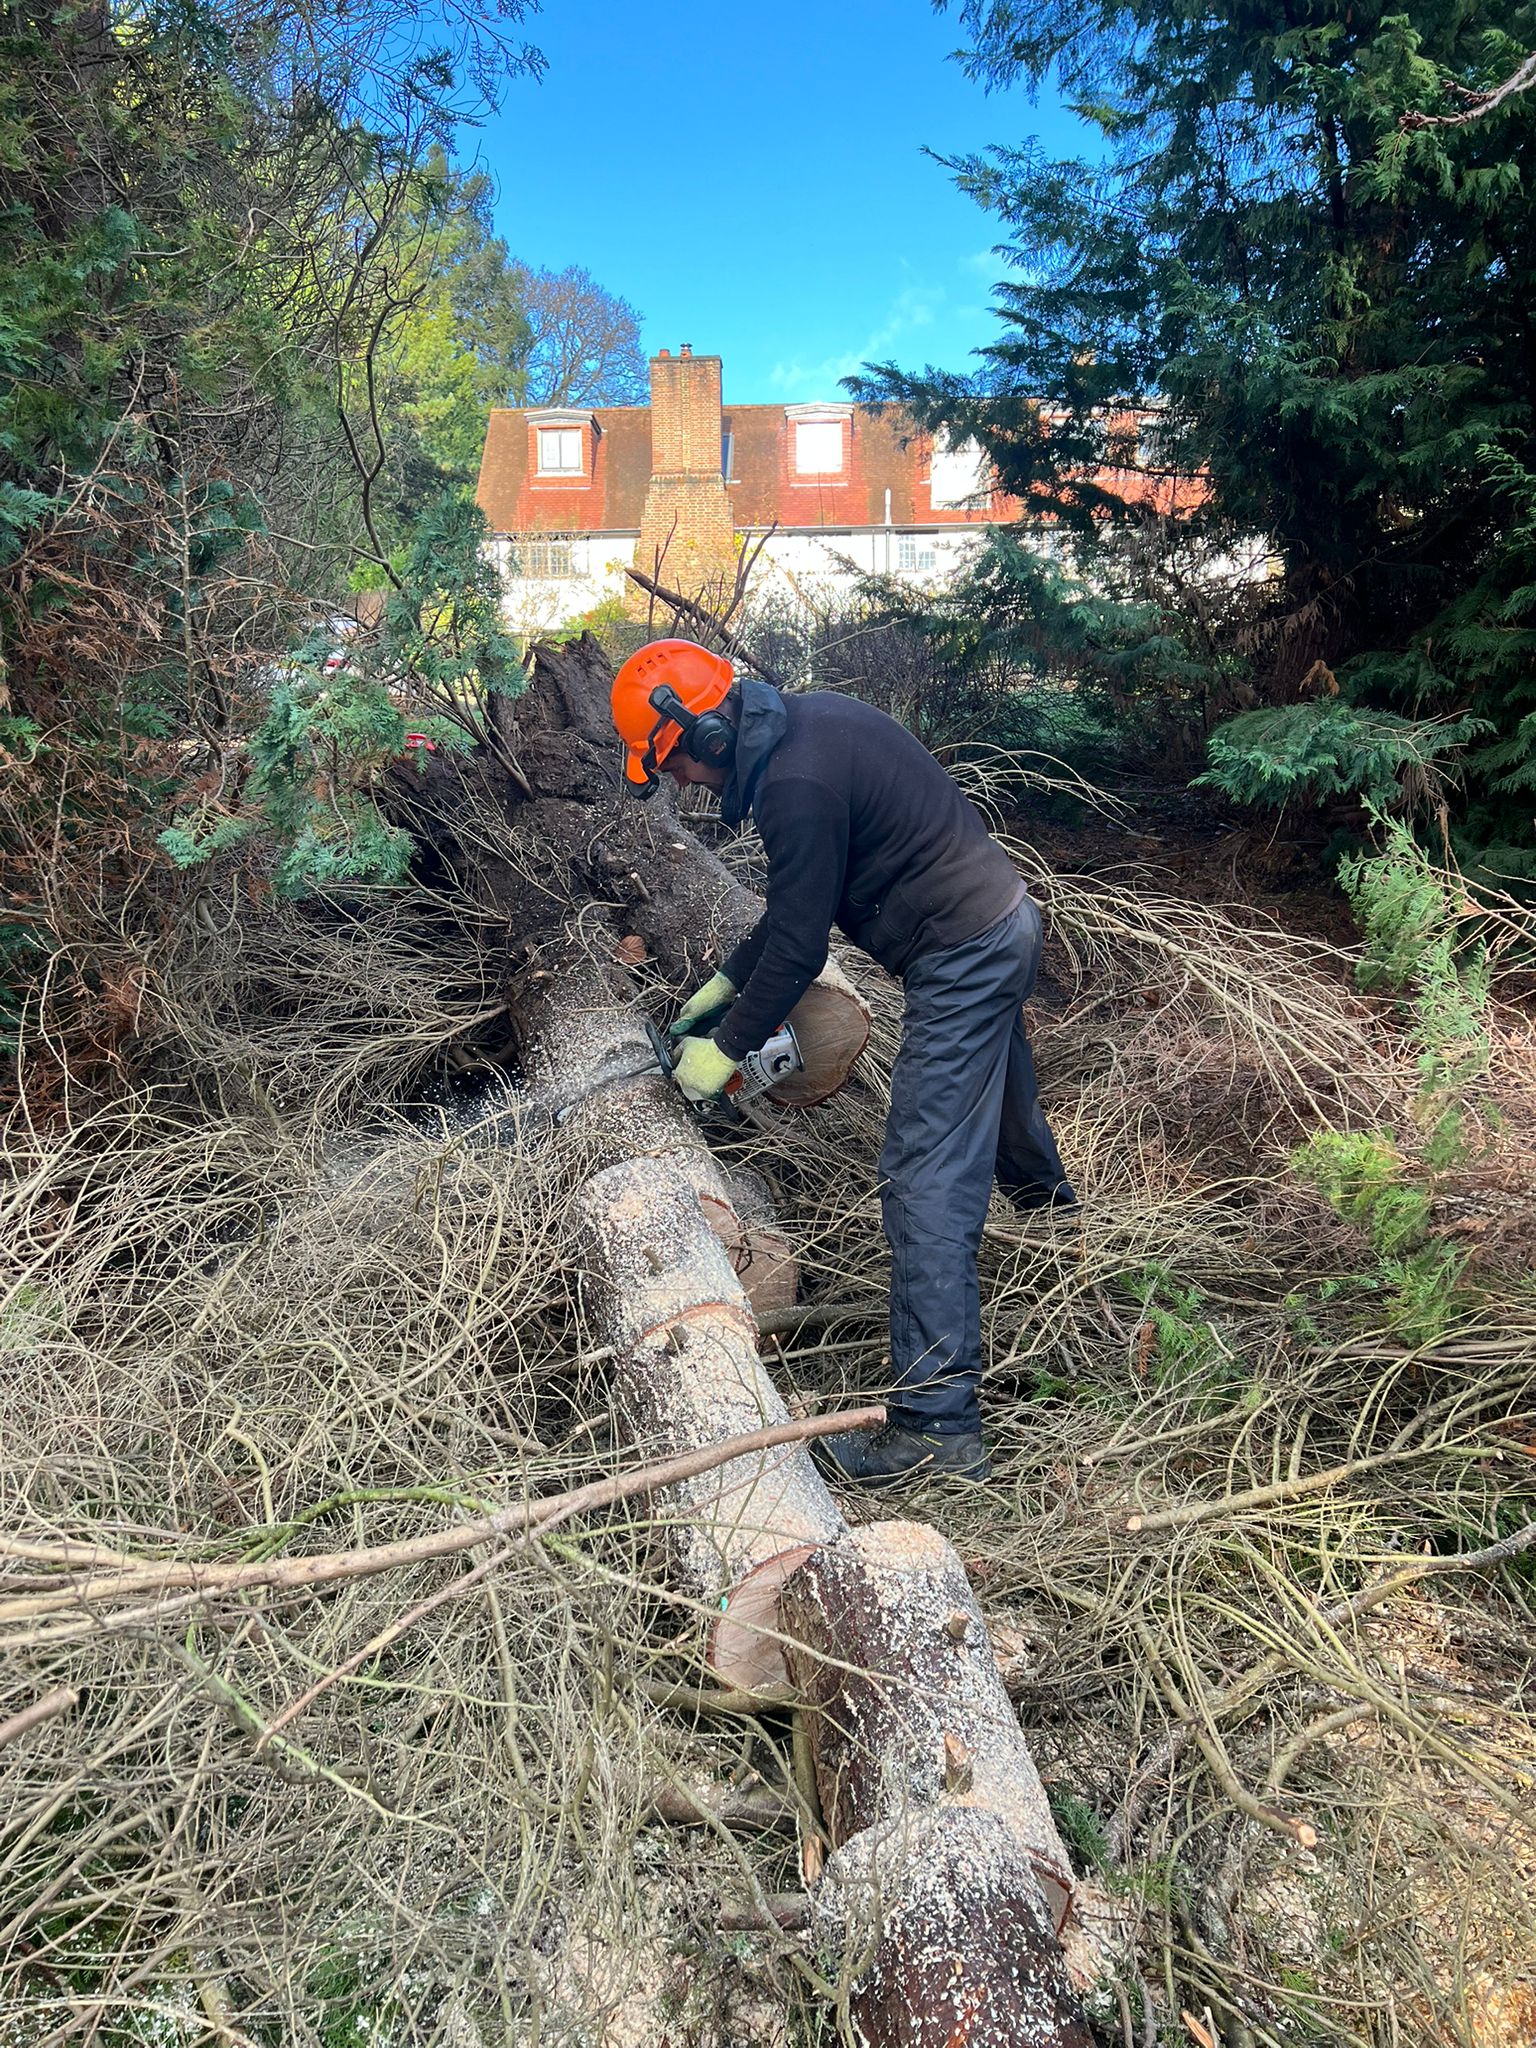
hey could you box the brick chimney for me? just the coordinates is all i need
[632,346,736,609]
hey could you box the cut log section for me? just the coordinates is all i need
[513,929,838,1693]
[579,1154,841,1692]
[700,1167,798,1320]
[780,1522,1089,2046]
[812,1804,1094,2048]
[780,1520,1076,1929]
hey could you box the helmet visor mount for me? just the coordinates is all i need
[625,710,681,797]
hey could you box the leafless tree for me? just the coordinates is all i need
[507,263,648,406]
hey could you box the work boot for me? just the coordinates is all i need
[813,1421,991,1488]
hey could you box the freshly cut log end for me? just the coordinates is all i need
[771,963,872,1108]
[813,1805,1093,2048]
[780,1519,1076,1930]
[578,1155,841,1692]
[697,1189,798,1321]
[711,1540,823,1697]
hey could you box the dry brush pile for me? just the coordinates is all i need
[2,766,1534,2045]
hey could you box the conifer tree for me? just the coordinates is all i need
[862,0,1536,870]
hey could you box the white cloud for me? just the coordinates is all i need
[764,282,945,401]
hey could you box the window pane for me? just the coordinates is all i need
[794,421,843,474]
[508,537,574,578]
[930,432,988,509]
[537,427,583,474]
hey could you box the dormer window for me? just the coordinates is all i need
[537,427,583,475]
[528,408,594,479]
[929,431,989,510]
[787,403,852,478]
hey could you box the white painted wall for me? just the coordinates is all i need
[488,532,638,635]
[749,526,990,603]
[485,525,998,631]
[483,519,1274,635]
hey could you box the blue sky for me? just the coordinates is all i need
[475,0,1091,404]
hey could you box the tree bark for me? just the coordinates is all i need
[814,1804,1093,2048]
[512,928,844,1693]
[781,1522,1089,2048]
[780,1520,1075,1928]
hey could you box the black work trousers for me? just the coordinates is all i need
[879,895,1072,1436]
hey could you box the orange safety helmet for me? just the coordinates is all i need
[611,638,735,796]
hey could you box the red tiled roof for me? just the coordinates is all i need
[475,401,1201,535]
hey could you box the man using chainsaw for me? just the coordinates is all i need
[610,638,1075,1486]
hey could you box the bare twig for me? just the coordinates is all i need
[0,1686,79,1750]
[0,1406,886,1640]
[1401,50,1536,129]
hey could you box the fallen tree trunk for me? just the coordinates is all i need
[514,932,849,1692]
[581,1152,846,1691]
[399,634,1096,2039]
[780,1522,1089,2048]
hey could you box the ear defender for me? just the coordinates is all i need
[647,684,736,770]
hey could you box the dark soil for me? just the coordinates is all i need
[1017,781,1360,948]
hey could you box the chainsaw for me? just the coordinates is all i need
[552,1014,803,1127]
[644,1017,803,1118]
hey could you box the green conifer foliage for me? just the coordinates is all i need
[0,0,542,1065]
[865,0,1536,865]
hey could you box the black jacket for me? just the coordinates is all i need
[714,683,1025,1060]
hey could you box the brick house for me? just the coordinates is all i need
[475,344,1201,632]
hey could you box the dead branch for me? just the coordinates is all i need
[624,537,786,687]
[0,1686,79,1750]
[1401,49,1536,128]
[0,1407,885,1643]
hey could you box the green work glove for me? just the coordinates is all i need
[671,1033,740,1104]
[668,970,736,1037]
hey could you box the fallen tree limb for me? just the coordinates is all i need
[0,1408,884,1644]
[0,1685,79,1750]
[756,1299,887,1340]
[638,1676,802,1718]
[646,1782,800,1835]
[1135,1619,1319,1851]
[1123,1435,1497,1535]
[1110,1515,1536,1858]
[720,1893,812,1931]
